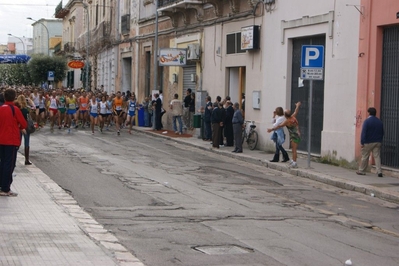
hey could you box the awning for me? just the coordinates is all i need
[0,55,31,64]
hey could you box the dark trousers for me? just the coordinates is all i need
[0,145,18,193]
[212,123,221,148]
[219,126,224,145]
[224,123,234,146]
[273,142,289,161]
[233,124,243,152]
[205,121,212,140]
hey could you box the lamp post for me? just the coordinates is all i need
[153,0,159,93]
[8,34,26,55]
[27,17,50,56]
[83,3,90,91]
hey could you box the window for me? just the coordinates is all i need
[226,33,245,54]
[121,14,130,35]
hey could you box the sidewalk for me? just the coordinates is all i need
[136,127,399,204]
[0,155,144,266]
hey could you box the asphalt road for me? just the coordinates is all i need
[29,127,399,266]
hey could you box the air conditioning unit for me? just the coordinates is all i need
[187,43,200,60]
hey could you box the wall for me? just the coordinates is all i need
[355,0,399,158]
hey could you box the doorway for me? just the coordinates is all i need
[291,35,325,154]
[122,57,132,93]
[380,25,399,168]
[228,67,246,108]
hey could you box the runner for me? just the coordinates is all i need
[78,91,89,128]
[37,92,46,128]
[47,91,59,132]
[106,94,113,130]
[99,96,109,133]
[112,91,125,136]
[66,91,78,133]
[88,94,99,135]
[126,94,137,134]
[57,89,67,129]
[30,88,40,127]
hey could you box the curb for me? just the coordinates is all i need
[135,128,399,204]
[21,156,145,266]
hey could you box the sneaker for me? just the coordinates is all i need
[0,190,18,197]
[219,145,224,148]
[289,162,298,168]
[378,173,383,177]
[117,131,120,136]
[175,131,179,134]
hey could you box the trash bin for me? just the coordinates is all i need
[193,114,202,128]
[138,105,145,127]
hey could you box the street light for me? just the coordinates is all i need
[83,3,90,91]
[8,34,26,55]
[27,17,50,56]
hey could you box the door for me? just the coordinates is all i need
[291,36,325,154]
[380,25,399,168]
[228,67,246,112]
[122,57,132,93]
[182,64,196,95]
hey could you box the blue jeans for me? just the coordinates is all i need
[173,116,183,133]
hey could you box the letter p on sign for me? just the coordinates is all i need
[301,45,324,69]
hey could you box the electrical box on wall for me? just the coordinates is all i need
[187,43,200,60]
[252,91,261,109]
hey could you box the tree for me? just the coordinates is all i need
[28,55,67,85]
[0,63,31,85]
[0,55,67,86]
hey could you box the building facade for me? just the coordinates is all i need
[30,19,63,56]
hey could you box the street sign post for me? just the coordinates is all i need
[48,71,55,81]
[300,45,324,168]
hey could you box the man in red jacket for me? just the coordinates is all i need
[0,88,27,197]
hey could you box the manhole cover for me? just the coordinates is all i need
[193,245,253,255]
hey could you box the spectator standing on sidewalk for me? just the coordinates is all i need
[170,93,183,135]
[183,88,192,130]
[356,107,384,177]
[189,92,195,130]
[203,95,212,141]
[16,95,32,165]
[268,102,301,168]
[0,88,27,197]
[211,102,222,148]
[269,107,290,163]
[232,102,244,153]
[224,101,234,147]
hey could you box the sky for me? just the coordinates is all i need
[0,0,61,44]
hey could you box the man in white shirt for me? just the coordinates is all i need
[170,93,183,135]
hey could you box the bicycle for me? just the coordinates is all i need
[242,120,258,150]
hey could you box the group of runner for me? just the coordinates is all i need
[26,88,138,135]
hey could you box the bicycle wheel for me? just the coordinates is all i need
[247,130,258,150]
[241,128,246,144]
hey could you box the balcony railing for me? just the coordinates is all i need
[64,42,76,53]
[159,0,175,7]
[55,0,69,18]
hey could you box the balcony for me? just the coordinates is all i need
[158,0,203,11]
[64,42,76,53]
[55,0,69,19]
[54,42,62,53]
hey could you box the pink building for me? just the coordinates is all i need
[356,0,399,168]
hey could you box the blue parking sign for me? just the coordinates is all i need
[301,45,324,68]
[48,71,55,81]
